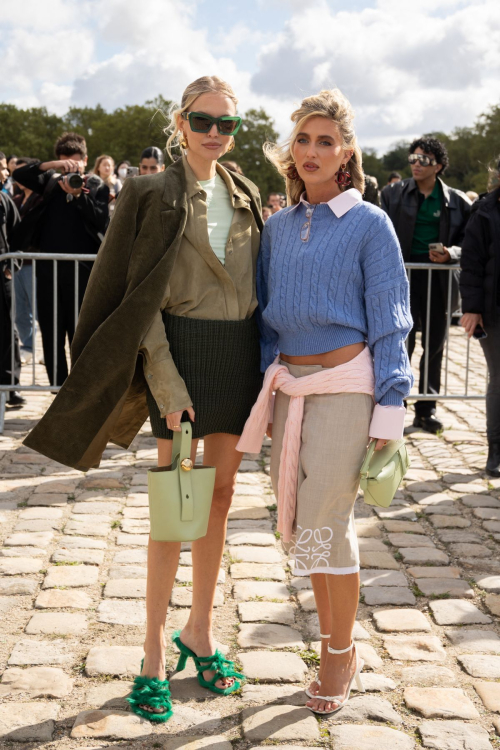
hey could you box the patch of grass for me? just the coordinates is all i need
[359,593,365,604]
[274,531,281,540]
[68,493,75,501]
[412,584,425,597]
[53,561,80,566]
[436,428,444,438]
[266,504,277,511]
[393,551,403,561]
[298,649,320,667]
[111,520,121,529]
[428,592,451,600]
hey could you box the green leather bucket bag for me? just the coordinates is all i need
[360,439,410,508]
[148,422,216,542]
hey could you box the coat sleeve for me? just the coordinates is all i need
[12,163,52,195]
[459,208,488,314]
[139,310,192,416]
[70,177,138,363]
[380,184,391,215]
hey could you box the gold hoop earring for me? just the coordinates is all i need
[227,140,235,153]
[180,134,188,149]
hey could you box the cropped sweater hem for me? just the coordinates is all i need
[278,325,365,358]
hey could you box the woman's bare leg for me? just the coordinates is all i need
[308,573,331,695]
[139,436,198,713]
[306,572,360,713]
[180,433,243,688]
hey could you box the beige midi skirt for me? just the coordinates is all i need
[270,361,373,576]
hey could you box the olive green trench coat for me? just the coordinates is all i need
[23,158,263,471]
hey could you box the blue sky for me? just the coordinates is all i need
[1,0,499,153]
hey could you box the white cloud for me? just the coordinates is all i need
[251,0,500,150]
[0,0,498,153]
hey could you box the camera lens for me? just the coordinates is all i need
[68,173,84,189]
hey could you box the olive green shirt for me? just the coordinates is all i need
[140,157,260,417]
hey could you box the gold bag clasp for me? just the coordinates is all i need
[180,459,193,472]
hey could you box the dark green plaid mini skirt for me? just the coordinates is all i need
[146,313,263,440]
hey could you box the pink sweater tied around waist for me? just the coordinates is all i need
[237,346,375,543]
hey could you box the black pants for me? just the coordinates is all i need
[481,310,500,444]
[36,263,92,386]
[407,264,448,417]
[0,273,21,392]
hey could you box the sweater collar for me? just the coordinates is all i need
[299,188,362,217]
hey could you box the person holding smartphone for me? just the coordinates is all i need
[381,136,471,433]
[460,158,500,476]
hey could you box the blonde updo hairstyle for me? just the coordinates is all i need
[264,88,365,205]
[166,76,239,161]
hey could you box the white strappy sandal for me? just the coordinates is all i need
[305,641,365,716]
[305,633,330,699]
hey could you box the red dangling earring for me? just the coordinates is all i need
[335,163,352,187]
[287,164,299,180]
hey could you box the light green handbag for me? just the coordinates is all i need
[360,439,410,508]
[148,422,216,542]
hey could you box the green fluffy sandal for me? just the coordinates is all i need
[126,659,173,723]
[172,629,245,695]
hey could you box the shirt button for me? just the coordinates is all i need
[148,374,153,379]
[159,404,164,409]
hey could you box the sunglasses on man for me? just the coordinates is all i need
[408,153,438,167]
[181,111,242,136]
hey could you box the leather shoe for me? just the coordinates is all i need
[6,393,27,409]
[413,415,443,434]
[486,443,500,478]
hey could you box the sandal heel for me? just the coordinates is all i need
[354,670,365,693]
[175,652,188,673]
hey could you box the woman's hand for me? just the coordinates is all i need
[461,312,483,338]
[266,423,273,439]
[374,438,388,451]
[166,407,195,432]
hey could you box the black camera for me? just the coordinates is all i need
[66,173,84,190]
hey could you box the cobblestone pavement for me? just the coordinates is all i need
[1,328,500,749]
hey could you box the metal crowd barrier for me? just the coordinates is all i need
[0,252,97,433]
[0,255,488,435]
[405,262,487,402]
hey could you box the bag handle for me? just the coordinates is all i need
[360,439,376,479]
[172,421,192,465]
[174,422,195,523]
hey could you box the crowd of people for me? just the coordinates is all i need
[1,75,500,723]
[1,117,500,476]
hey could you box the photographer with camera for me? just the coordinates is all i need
[12,132,109,386]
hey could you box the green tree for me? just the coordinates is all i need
[0,104,65,161]
[361,148,387,189]
[230,108,284,200]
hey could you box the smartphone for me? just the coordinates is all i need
[473,324,487,340]
[429,242,445,255]
[126,166,139,177]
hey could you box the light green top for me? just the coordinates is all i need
[199,173,234,265]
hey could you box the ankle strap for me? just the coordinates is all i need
[328,641,354,655]
[320,633,331,639]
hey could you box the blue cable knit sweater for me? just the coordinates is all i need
[256,199,414,406]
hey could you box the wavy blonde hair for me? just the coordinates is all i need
[264,88,365,205]
[165,76,238,161]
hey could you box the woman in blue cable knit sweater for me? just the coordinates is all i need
[256,89,413,715]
